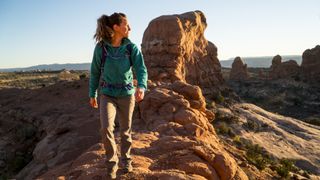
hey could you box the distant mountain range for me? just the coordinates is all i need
[0,55,302,72]
[220,55,302,68]
[0,63,91,72]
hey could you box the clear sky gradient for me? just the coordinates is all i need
[0,0,319,68]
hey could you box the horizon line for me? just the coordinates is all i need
[0,54,302,69]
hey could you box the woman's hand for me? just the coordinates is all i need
[90,98,98,108]
[135,88,145,102]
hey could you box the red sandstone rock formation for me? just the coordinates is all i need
[270,55,300,79]
[141,11,224,97]
[301,45,320,82]
[271,55,282,70]
[229,57,249,81]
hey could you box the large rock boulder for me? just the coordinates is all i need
[229,57,249,81]
[141,11,224,97]
[301,45,320,82]
[269,55,300,79]
[138,81,247,180]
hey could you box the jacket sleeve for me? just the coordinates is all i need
[131,43,148,90]
[89,44,102,98]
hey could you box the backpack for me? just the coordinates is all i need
[100,41,133,74]
[99,41,134,90]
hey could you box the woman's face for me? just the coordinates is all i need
[114,17,131,38]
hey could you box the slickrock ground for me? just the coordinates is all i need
[214,103,320,178]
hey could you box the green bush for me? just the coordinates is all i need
[276,166,289,178]
[216,122,231,135]
[245,143,271,170]
[79,73,88,79]
[214,92,225,104]
[233,135,242,146]
[205,100,215,109]
[274,159,297,178]
[242,141,299,176]
[216,111,239,123]
[243,120,260,131]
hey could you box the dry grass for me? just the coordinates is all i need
[0,71,88,89]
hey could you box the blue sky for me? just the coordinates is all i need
[0,0,319,68]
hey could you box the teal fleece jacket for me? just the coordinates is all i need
[89,38,148,98]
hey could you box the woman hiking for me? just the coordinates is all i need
[89,12,147,179]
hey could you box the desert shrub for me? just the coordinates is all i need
[242,142,300,176]
[233,135,242,146]
[58,70,79,81]
[214,92,225,104]
[243,120,260,131]
[79,73,88,79]
[245,143,271,170]
[215,110,239,123]
[215,122,232,135]
[213,111,237,137]
[0,73,18,80]
[0,72,60,89]
[205,100,216,109]
[275,165,289,178]
[273,159,297,178]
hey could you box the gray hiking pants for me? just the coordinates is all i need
[99,94,135,173]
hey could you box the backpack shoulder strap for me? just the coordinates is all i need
[126,43,133,67]
[100,41,107,73]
